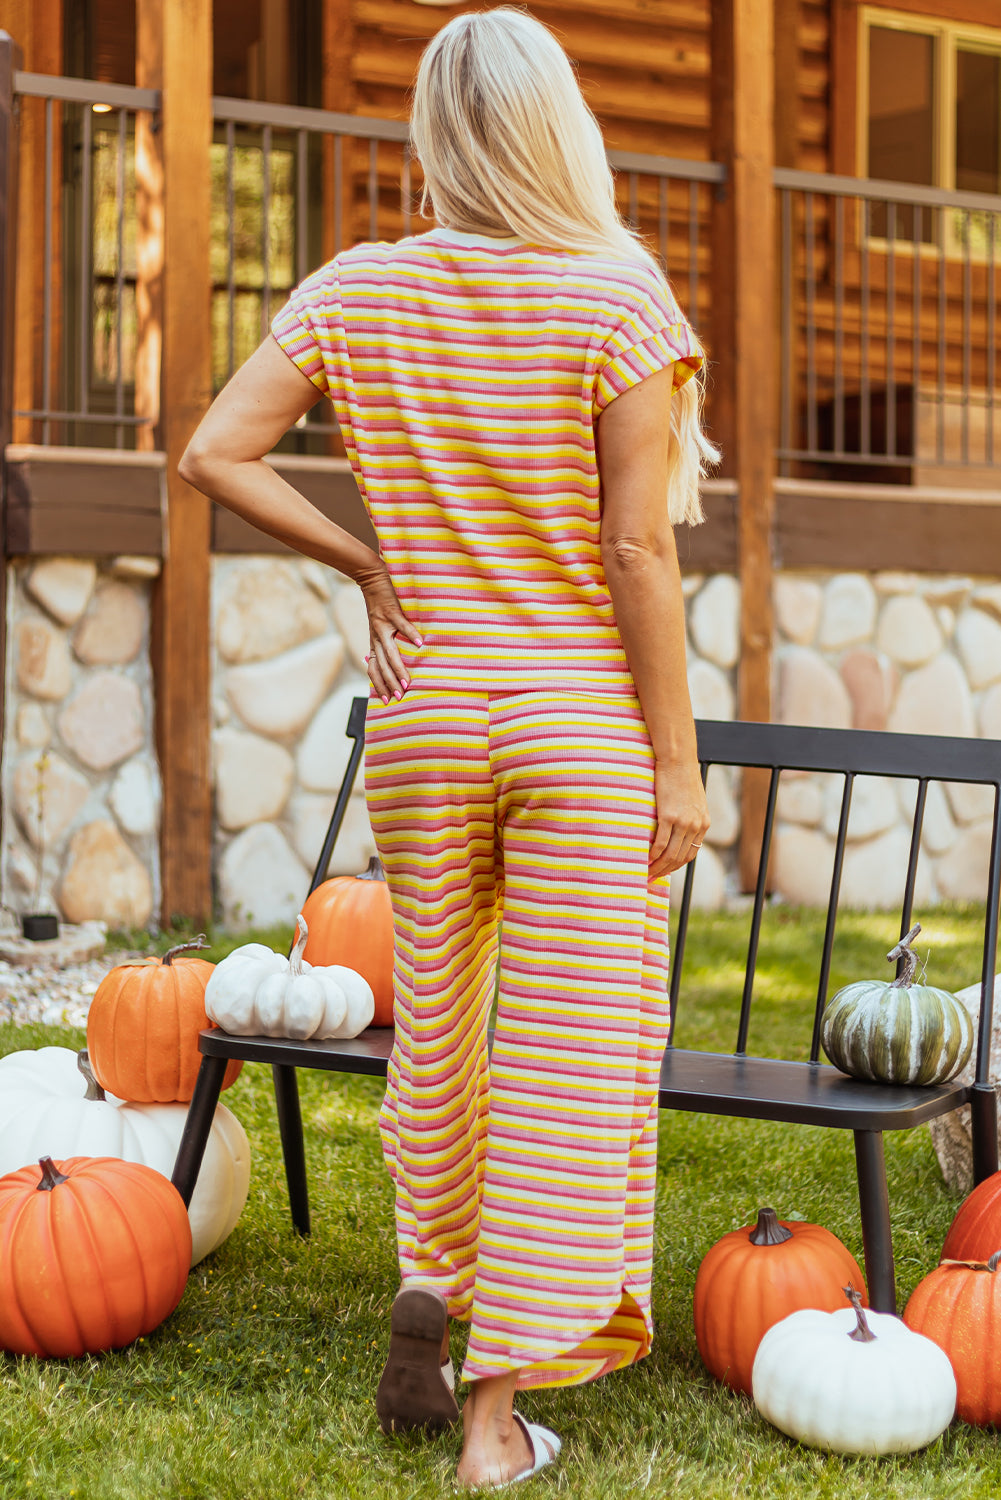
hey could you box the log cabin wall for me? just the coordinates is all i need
[351,0,712,160]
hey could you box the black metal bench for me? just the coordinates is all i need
[172,701,1001,1315]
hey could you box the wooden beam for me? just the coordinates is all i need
[138,0,213,925]
[710,0,777,891]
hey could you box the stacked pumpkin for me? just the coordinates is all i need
[0,938,249,1358]
[300,856,395,1028]
[692,924,1000,1453]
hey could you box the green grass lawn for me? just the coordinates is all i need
[2,905,999,1499]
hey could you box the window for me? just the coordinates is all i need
[862,9,1001,256]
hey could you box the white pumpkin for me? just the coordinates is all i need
[752,1287,956,1455]
[205,916,372,1040]
[0,1047,250,1267]
[321,965,375,1038]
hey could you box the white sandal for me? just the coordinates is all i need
[489,1411,562,1489]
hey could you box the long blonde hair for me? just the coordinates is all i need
[409,6,720,527]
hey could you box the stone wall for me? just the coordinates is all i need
[655,568,1001,914]
[211,557,376,930]
[771,570,1001,909]
[5,555,998,933]
[2,558,162,929]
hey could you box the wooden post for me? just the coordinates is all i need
[7,0,62,446]
[710,0,777,890]
[135,0,163,453]
[138,0,214,925]
[0,32,23,767]
[322,0,356,261]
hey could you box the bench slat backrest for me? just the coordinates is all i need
[669,720,1001,1086]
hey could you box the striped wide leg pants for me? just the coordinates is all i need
[364,688,671,1391]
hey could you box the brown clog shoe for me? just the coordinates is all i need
[376,1284,460,1435]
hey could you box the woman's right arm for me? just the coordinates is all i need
[595,365,710,877]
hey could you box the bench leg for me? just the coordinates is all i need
[971,1083,999,1185]
[853,1129,895,1314]
[273,1063,310,1238]
[171,1055,228,1208]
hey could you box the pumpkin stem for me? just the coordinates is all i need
[290,914,309,974]
[356,856,385,882]
[76,1050,106,1102]
[843,1283,877,1342]
[941,1252,1001,1272]
[36,1156,69,1192]
[162,934,210,967]
[887,923,922,989]
[748,1207,794,1246]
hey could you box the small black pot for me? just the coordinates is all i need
[22,913,59,942]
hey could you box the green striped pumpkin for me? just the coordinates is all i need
[822,924,974,1087]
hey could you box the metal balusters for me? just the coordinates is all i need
[42,97,54,445]
[226,120,235,382]
[333,134,343,254]
[114,106,126,448]
[778,188,792,474]
[912,204,922,452]
[860,195,870,458]
[984,214,996,465]
[937,203,947,463]
[261,124,272,342]
[736,769,780,1056]
[962,209,972,465]
[658,176,668,273]
[779,188,792,475]
[296,129,307,285]
[989,214,996,467]
[886,201,896,460]
[78,102,93,439]
[805,189,817,456]
[810,772,855,1063]
[834,193,844,457]
[369,138,378,242]
[689,178,698,314]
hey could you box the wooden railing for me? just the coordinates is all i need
[5,70,1001,485]
[776,167,1001,485]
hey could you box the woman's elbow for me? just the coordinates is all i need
[600,532,664,572]
[177,435,213,490]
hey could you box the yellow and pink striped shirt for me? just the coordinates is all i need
[271,227,705,694]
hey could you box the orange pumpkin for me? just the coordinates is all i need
[904,1250,1001,1425]
[0,1155,191,1357]
[693,1206,868,1395]
[301,856,395,1027]
[87,938,242,1102]
[941,1171,1001,1263]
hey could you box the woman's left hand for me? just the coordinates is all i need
[359,562,423,703]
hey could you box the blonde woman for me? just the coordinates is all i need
[181,6,717,1488]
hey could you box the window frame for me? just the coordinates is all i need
[858,6,1001,196]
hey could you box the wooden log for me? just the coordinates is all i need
[711,0,777,892]
[139,0,213,925]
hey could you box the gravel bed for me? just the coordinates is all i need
[0,951,145,1030]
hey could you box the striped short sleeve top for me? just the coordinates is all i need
[271,227,705,695]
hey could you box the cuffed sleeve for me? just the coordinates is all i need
[270,263,340,395]
[593,270,705,415]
